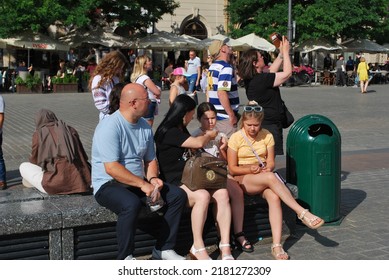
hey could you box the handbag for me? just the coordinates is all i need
[181,149,227,191]
[281,101,294,128]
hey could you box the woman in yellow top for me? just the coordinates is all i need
[227,101,324,260]
[357,57,369,93]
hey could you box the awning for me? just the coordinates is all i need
[295,38,344,53]
[59,28,133,48]
[0,32,70,51]
[236,33,276,52]
[341,38,389,53]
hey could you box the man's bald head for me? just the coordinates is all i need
[120,83,147,104]
[119,83,150,122]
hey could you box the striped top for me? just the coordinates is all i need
[208,60,239,120]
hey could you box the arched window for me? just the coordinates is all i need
[182,19,207,40]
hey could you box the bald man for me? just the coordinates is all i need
[91,83,187,260]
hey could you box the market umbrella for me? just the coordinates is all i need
[295,38,344,53]
[136,31,204,50]
[236,33,276,52]
[202,34,250,51]
[0,31,70,51]
[0,31,70,66]
[341,38,389,53]
[59,28,133,48]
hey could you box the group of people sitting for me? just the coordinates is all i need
[18,81,324,261]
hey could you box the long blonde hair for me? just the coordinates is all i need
[88,50,128,91]
[130,55,151,82]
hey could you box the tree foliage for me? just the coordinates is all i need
[0,0,179,38]
[226,0,389,44]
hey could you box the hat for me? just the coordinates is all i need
[172,67,191,77]
[208,38,231,57]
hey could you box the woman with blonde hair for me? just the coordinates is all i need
[131,55,161,126]
[89,50,129,120]
[227,101,324,260]
[357,57,369,93]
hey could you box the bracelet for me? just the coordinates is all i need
[279,54,284,60]
[148,176,158,183]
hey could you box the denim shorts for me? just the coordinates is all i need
[143,101,157,120]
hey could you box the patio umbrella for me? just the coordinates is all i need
[59,28,133,48]
[295,38,344,53]
[341,38,389,53]
[0,31,70,67]
[236,33,276,52]
[0,31,70,51]
[202,34,250,51]
[136,31,203,50]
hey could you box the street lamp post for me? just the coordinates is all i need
[287,0,293,43]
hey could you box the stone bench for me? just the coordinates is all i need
[0,182,297,260]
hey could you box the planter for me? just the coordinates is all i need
[16,84,41,94]
[53,83,78,93]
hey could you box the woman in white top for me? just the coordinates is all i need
[168,67,191,106]
[89,50,129,121]
[130,55,161,127]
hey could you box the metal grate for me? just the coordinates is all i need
[73,204,272,260]
[0,231,50,260]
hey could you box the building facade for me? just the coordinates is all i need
[155,0,229,39]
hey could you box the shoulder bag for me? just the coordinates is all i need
[281,100,294,129]
[240,130,289,186]
[181,149,227,191]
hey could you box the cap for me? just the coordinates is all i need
[172,67,191,77]
[208,38,231,57]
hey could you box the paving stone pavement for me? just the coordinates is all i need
[1,83,389,260]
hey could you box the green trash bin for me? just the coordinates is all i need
[286,114,341,223]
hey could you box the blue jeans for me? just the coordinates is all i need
[95,180,186,259]
[0,132,5,182]
[187,74,199,104]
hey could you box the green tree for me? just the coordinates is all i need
[0,0,179,38]
[226,0,389,44]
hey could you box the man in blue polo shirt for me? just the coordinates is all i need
[91,83,187,260]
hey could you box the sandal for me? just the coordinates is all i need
[233,232,254,253]
[271,243,289,260]
[189,245,212,260]
[219,243,234,260]
[298,209,324,229]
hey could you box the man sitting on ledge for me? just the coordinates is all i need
[91,83,187,260]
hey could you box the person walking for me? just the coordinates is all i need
[168,67,191,106]
[89,50,129,120]
[208,39,240,137]
[357,57,370,93]
[335,55,347,87]
[185,50,201,104]
[92,83,186,260]
[130,54,161,127]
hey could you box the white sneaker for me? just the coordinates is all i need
[352,85,358,88]
[124,254,136,260]
[152,248,186,260]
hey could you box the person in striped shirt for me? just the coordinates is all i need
[207,39,240,137]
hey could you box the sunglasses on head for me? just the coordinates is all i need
[243,105,263,112]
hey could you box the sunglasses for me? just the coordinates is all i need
[243,105,263,112]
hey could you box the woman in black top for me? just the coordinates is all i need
[154,94,234,260]
[238,36,292,155]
